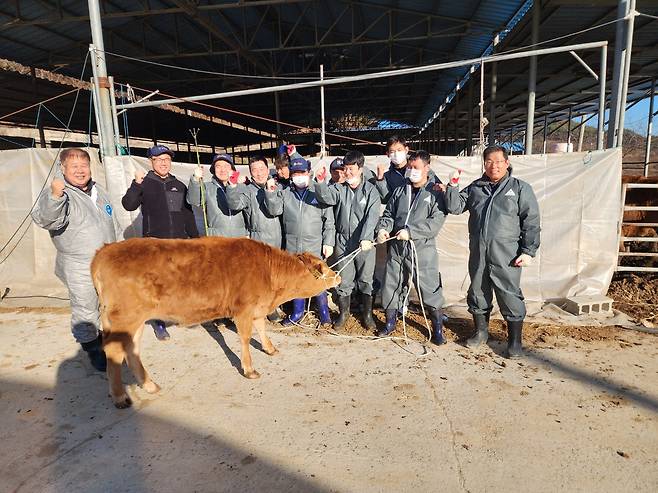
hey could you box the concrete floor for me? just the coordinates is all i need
[1,308,657,493]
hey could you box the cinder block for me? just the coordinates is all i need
[564,295,614,316]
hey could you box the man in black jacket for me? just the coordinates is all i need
[122,145,199,340]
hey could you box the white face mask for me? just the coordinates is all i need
[408,168,423,183]
[346,175,360,186]
[390,150,407,166]
[292,175,309,188]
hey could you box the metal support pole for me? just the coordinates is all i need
[597,45,608,150]
[543,114,548,154]
[320,64,326,157]
[274,91,282,143]
[467,80,473,155]
[617,0,636,148]
[489,62,497,144]
[509,127,514,155]
[578,115,586,152]
[91,77,103,153]
[454,90,459,155]
[525,0,540,155]
[440,113,445,154]
[88,0,116,158]
[108,76,122,154]
[567,106,573,152]
[608,0,630,148]
[645,77,655,177]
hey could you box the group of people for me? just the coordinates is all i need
[32,136,540,372]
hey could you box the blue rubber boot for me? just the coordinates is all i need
[283,299,306,326]
[376,309,397,337]
[315,291,331,325]
[153,320,170,341]
[430,307,447,345]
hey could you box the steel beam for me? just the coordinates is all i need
[88,0,116,158]
[117,41,609,110]
[525,0,540,155]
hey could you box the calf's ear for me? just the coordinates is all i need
[296,253,323,279]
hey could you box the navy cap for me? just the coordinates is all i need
[147,145,174,158]
[330,157,345,170]
[212,153,234,166]
[289,157,310,173]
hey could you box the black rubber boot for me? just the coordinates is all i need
[361,293,376,330]
[376,309,397,337]
[505,320,524,359]
[430,307,447,345]
[466,313,489,348]
[267,307,284,323]
[80,333,107,372]
[334,295,351,329]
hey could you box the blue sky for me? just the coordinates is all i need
[588,96,657,136]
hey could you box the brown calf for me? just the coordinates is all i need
[91,237,341,408]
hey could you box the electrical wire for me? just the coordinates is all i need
[0,51,90,265]
[100,48,335,81]
[129,84,383,147]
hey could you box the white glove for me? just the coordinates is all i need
[514,253,533,267]
[360,240,373,252]
[134,169,145,184]
[377,229,390,243]
[322,245,334,258]
[448,169,462,187]
[396,229,410,241]
[193,165,203,181]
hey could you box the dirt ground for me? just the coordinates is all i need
[1,291,658,492]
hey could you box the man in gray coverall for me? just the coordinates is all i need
[264,157,335,326]
[376,150,448,345]
[375,135,441,203]
[225,155,282,249]
[444,144,540,358]
[32,148,117,371]
[188,153,248,238]
[314,150,381,331]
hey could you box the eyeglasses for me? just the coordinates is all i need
[151,156,172,163]
[484,160,507,166]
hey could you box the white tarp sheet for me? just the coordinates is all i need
[0,147,622,310]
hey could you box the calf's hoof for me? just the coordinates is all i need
[243,369,261,379]
[264,347,279,356]
[112,394,133,409]
[142,381,161,394]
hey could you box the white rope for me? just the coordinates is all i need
[397,239,433,358]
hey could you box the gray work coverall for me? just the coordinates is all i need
[32,182,117,343]
[314,179,381,296]
[225,182,283,248]
[187,177,248,237]
[263,183,335,257]
[444,172,541,321]
[377,181,448,311]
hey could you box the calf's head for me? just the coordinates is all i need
[294,252,341,297]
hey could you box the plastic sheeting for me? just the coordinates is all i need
[0,147,622,308]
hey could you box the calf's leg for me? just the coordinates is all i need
[255,317,278,355]
[104,331,132,408]
[125,325,160,394]
[233,313,259,379]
